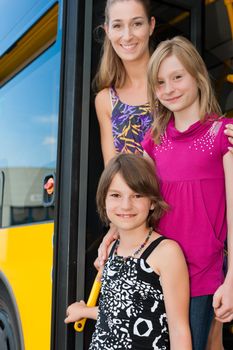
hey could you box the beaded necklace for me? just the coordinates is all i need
[114,227,153,259]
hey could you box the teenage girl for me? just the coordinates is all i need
[65,153,192,350]
[140,36,233,350]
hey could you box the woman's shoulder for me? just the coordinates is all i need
[95,88,112,120]
[95,88,110,105]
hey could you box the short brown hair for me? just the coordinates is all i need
[96,154,168,227]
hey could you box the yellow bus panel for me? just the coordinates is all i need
[0,222,53,350]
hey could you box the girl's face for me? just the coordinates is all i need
[155,54,200,117]
[105,0,155,63]
[105,172,153,234]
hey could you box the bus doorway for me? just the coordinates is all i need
[50,0,233,349]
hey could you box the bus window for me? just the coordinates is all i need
[0,1,62,349]
[0,44,60,227]
[0,0,58,56]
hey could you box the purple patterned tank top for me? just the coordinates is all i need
[110,87,153,155]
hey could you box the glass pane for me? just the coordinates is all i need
[0,43,60,227]
[0,0,57,55]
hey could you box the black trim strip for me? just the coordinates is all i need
[75,0,93,349]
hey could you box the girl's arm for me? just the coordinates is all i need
[213,150,233,322]
[224,124,233,154]
[64,300,98,324]
[95,89,116,166]
[149,240,192,350]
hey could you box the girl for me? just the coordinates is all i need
[94,0,155,165]
[141,36,233,350]
[65,153,192,349]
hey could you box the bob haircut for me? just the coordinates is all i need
[147,36,222,143]
[96,153,168,228]
[93,0,155,92]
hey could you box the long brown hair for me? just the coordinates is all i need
[96,153,168,228]
[147,36,222,143]
[93,0,155,92]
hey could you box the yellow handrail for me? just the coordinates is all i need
[74,272,102,332]
[227,74,233,83]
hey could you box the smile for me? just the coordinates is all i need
[121,43,137,50]
[117,214,136,218]
[165,96,181,103]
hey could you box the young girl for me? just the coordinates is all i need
[65,153,192,349]
[94,0,155,165]
[141,36,233,350]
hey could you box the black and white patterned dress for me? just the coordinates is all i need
[89,236,170,350]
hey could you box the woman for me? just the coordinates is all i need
[94,0,155,165]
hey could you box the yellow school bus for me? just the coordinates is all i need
[0,1,232,349]
[0,1,61,349]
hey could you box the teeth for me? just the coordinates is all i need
[122,44,136,49]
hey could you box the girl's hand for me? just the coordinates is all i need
[64,300,87,324]
[224,124,233,153]
[213,280,233,323]
[94,225,119,270]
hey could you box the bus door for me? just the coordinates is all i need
[0,1,63,349]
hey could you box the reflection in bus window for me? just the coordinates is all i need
[0,43,60,227]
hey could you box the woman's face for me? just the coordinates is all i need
[105,0,155,63]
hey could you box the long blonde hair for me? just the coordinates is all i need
[147,36,222,143]
[93,0,154,92]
